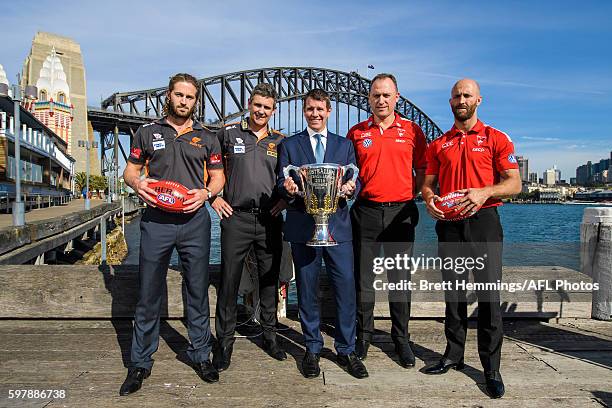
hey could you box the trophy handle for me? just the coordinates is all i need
[338,163,359,198]
[282,165,305,197]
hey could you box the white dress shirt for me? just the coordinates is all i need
[306,127,328,157]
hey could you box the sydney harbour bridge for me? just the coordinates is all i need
[87,67,443,183]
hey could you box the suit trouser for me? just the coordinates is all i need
[351,200,419,346]
[291,241,356,355]
[130,207,214,370]
[435,206,504,373]
[215,211,283,348]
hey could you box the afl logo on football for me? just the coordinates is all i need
[157,193,176,205]
[363,138,373,148]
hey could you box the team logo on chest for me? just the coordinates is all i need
[363,138,373,148]
[477,135,487,145]
[267,142,277,157]
[190,137,202,148]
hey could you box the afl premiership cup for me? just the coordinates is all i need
[283,163,359,246]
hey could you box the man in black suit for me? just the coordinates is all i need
[277,89,368,379]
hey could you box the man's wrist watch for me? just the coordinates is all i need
[203,187,213,200]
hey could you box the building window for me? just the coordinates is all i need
[58,92,66,104]
[39,89,47,101]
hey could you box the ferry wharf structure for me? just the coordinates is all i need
[0,207,610,406]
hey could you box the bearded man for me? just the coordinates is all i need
[120,73,225,395]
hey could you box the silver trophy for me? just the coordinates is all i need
[283,163,359,246]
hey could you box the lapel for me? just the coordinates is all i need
[323,132,337,163]
[297,130,316,163]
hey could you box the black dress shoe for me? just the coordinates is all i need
[423,358,465,375]
[395,343,415,368]
[302,351,321,378]
[337,352,369,379]
[355,339,370,360]
[212,343,233,372]
[263,338,287,361]
[119,367,150,396]
[194,360,219,383]
[485,371,505,399]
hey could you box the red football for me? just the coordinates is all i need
[435,191,469,221]
[148,180,194,212]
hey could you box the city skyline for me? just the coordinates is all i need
[1,0,611,178]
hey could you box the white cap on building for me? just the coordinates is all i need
[0,63,8,87]
[0,64,13,97]
[35,47,70,103]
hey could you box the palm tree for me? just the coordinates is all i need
[74,172,88,195]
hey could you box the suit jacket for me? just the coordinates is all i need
[277,129,360,243]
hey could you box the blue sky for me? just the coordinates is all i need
[1,0,611,179]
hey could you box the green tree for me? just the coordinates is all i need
[74,172,88,193]
[90,175,108,197]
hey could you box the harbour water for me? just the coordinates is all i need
[123,202,598,271]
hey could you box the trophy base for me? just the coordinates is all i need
[306,221,338,247]
[306,240,338,247]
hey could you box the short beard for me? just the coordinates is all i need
[452,103,477,121]
[168,99,196,119]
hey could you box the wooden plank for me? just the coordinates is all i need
[0,265,595,319]
[0,319,610,408]
[0,202,119,256]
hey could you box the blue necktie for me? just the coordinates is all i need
[314,134,325,164]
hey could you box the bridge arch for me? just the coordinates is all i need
[93,67,443,177]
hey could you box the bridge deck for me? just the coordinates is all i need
[0,318,610,407]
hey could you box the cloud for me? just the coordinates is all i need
[520,136,561,141]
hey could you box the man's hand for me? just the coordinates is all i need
[270,199,288,217]
[135,178,158,207]
[183,188,210,213]
[425,195,445,220]
[283,178,299,196]
[340,180,356,198]
[210,196,233,219]
[456,187,491,216]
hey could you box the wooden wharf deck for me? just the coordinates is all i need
[0,264,610,407]
[0,318,610,407]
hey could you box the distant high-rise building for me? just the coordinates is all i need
[528,172,538,183]
[570,177,577,185]
[576,164,589,185]
[553,165,561,183]
[516,156,528,182]
[544,168,556,186]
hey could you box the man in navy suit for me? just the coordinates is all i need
[277,89,368,379]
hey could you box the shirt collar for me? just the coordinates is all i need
[307,127,328,138]
[241,118,271,136]
[450,119,485,136]
[157,116,202,130]
[367,113,402,129]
